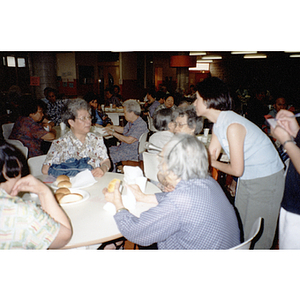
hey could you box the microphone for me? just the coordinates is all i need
[144,142,162,152]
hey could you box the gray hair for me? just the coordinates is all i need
[63,98,92,127]
[172,105,203,135]
[162,133,209,181]
[123,99,141,116]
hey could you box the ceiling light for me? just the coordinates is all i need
[289,54,300,58]
[202,55,222,60]
[197,59,213,63]
[189,52,206,56]
[244,54,267,59]
[231,51,257,55]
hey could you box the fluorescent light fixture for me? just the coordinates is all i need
[231,51,257,55]
[244,54,267,59]
[202,55,222,60]
[189,51,206,56]
[284,51,300,53]
[289,54,300,58]
[197,59,213,63]
[189,62,210,71]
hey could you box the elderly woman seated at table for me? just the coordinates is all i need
[173,105,203,135]
[154,94,177,113]
[103,134,241,250]
[9,99,56,158]
[42,98,110,177]
[104,99,148,171]
[148,108,175,153]
[0,142,72,249]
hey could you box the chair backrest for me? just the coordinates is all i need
[229,217,264,250]
[106,113,119,126]
[147,115,157,132]
[27,155,47,177]
[6,139,28,158]
[143,152,159,182]
[138,131,149,154]
[2,123,14,139]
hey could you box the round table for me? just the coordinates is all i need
[35,172,160,249]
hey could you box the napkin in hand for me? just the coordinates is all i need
[70,169,97,188]
[123,166,147,207]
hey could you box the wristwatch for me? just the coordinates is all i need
[117,207,129,213]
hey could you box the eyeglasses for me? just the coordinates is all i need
[175,122,187,128]
[76,116,92,122]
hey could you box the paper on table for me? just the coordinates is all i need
[103,195,136,214]
[70,169,97,188]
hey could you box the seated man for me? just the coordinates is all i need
[9,99,56,158]
[104,87,121,108]
[103,134,241,249]
[44,88,68,126]
[104,99,148,170]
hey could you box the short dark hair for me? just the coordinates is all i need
[153,108,173,131]
[155,91,166,101]
[196,77,232,111]
[0,141,28,183]
[21,98,40,117]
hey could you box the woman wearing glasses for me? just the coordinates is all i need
[42,98,110,177]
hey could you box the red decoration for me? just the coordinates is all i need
[30,76,40,86]
[170,56,196,67]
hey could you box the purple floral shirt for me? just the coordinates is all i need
[9,116,49,158]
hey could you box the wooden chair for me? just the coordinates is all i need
[229,217,264,250]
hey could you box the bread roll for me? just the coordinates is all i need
[59,193,83,204]
[107,178,121,192]
[57,181,72,188]
[55,193,65,201]
[56,175,70,183]
[56,188,70,195]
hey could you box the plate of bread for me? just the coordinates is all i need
[54,187,90,205]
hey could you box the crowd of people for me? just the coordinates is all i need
[0,78,299,250]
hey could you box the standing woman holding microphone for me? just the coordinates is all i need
[193,77,285,249]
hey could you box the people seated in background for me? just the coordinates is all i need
[246,88,269,128]
[155,94,177,113]
[194,77,285,249]
[271,109,300,249]
[104,87,121,108]
[173,106,203,136]
[113,85,123,103]
[104,99,148,171]
[9,99,56,158]
[269,96,287,118]
[148,91,166,117]
[148,108,175,153]
[42,98,110,177]
[83,92,112,127]
[41,87,52,105]
[103,134,241,249]
[44,88,68,126]
[0,142,72,249]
